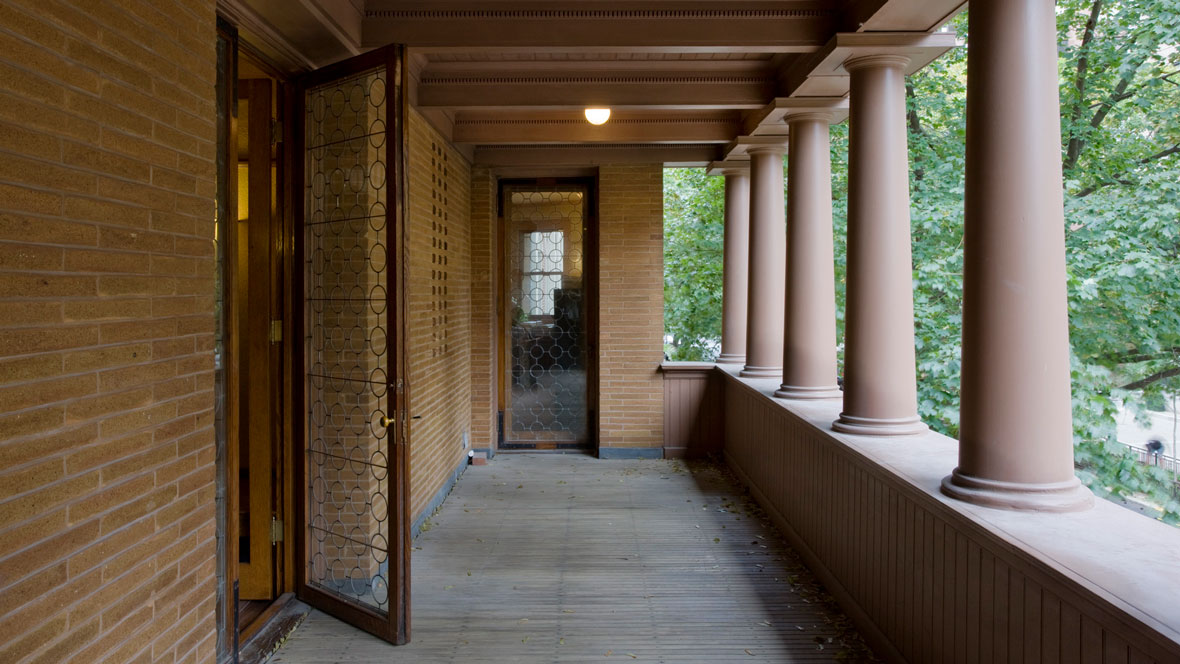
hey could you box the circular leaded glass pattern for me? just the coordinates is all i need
[505,188,589,446]
[304,66,391,614]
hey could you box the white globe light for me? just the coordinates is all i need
[584,108,611,125]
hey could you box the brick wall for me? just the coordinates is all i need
[468,166,497,450]
[0,1,219,663]
[406,111,473,518]
[597,164,665,452]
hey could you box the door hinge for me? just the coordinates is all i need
[270,516,283,544]
[270,118,283,145]
[269,319,283,343]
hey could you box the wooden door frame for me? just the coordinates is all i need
[496,176,600,454]
[215,20,302,662]
[291,44,412,645]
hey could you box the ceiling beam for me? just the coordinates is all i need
[453,114,740,145]
[418,75,772,110]
[783,31,959,97]
[473,143,720,167]
[362,1,838,51]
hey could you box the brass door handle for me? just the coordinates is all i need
[380,415,395,428]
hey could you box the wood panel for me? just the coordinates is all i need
[659,362,724,458]
[720,368,1180,664]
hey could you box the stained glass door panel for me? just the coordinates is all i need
[504,187,590,449]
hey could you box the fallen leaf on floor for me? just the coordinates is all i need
[626,654,637,659]
[560,638,565,645]
[758,621,771,627]
[744,649,755,656]
[444,585,454,590]
[713,537,721,543]
[605,650,613,656]
[562,609,575,613]
[516,484,523,489]
[467,571,472,576]
[522,636,529,643]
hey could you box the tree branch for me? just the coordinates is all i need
[906,82,924,182]
[1113,346,1180,363]
[1073,142,1180,197]
[1121,367,1180,391]
[1065,0,1105,172]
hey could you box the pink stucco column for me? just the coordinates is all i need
[717,167,750,365]
[941,0,1093,511]
[832,55,926,436]
[775,113,841,399]
[741,144,787,378]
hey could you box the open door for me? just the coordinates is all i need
[236,77,277,602]
[294,44,410,645]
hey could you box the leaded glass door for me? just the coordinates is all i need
[503,185,593,450]
[295,44,409,645]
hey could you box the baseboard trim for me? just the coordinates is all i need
[411,453,468,539]
[598,447,663,459]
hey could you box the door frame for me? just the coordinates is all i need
[496,176,600,454]
[291,44,412,645]
[214,21,302,663]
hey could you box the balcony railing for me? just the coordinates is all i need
[662,362,1180,663]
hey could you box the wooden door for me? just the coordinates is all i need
[294,45,410,645]
[237,78,276,601]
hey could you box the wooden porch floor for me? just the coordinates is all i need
[267,454,879,663]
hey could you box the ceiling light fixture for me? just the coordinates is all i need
[584,108,611,125]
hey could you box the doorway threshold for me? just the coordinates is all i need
[238,593,310,664]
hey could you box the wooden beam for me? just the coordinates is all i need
[362,1,838,50]
[843,0,967,33]
[418,75,772,110]
[783,32,959,97]
[741,97,849,136]
[473,143,719,167]
[453,115,740,144]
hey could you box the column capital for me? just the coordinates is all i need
[744,97,849,135]
[705,160,750,177]
[723,135,789,160]
[843,53,911,73]
[783,110,836,125]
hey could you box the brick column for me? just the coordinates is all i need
[833,55,926,435]
[717,166,750,365]
[941,0,1093,511]
[775,113,842,399]
[741,144,788,378]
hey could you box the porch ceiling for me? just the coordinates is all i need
[222,0,962,164]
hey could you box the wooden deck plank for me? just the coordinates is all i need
[268,454,880,663]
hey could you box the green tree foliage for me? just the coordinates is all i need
[663,4,1180,522]
[663,169,725,360]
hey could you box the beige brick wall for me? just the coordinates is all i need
[468,167,497,450]
[0,1,219,663]
[406,111,473,518]
[597,164,665,451]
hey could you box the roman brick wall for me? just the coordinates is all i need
[597,164,665,453]
[468,166,497,451]
[406,110,473,519]
[0,1,219,663]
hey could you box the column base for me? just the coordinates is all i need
[739,365,782,378]
[716,354,746,365]
[774,384,842,400]
[940,469,1093,512]
[832,413,927,436]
